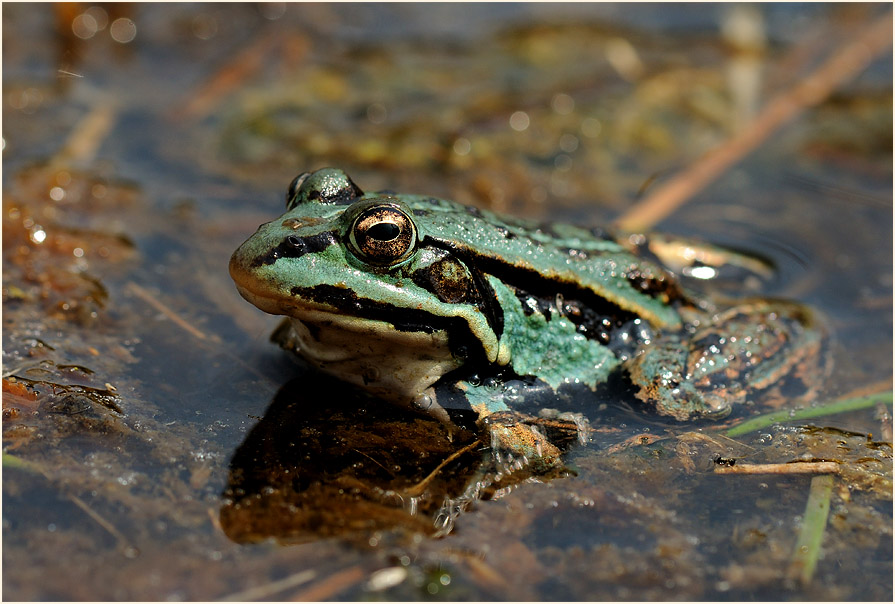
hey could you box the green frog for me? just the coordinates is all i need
[230,168,821,471]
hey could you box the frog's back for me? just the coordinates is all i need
[403,194,684,330]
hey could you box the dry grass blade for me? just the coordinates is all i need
[713,461,839,475]
[68,494,131,549]
[127,282,210,341]
[50,100,118,168]
[404,439,482,498]
[173,29,302,120]
[615,11,893,232]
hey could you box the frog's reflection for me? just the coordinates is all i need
[220,375,488,545]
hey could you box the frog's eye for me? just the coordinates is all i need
[285,172,311,209]
[348,205,417,265]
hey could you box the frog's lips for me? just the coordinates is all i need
[229,253,300,316]
[230,268,313,317]
[230,254,366,321]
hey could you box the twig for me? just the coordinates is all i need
[126,282,209,341]
[206,507,224,534]
[50,100,118,168]
[788,474,834,586]
[68,494,131,547]
[218,569,316,602]
[725,391,893,437]
[614,11,893,232]
[404,439,483,498]
[173,30,294,120]
[713,461,838,475]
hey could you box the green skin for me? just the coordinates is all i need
[230,168,820,470]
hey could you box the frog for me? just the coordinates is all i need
[229,168,822,472]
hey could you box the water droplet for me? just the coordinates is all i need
[453,137,471,156]
[110,18,137,44]
[551,93,575,114]
[509,111,530,131]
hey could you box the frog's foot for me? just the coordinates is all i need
[635,233,775,287]
[536,409,590,447]
[625,300,822,421]
[483,412,566,474]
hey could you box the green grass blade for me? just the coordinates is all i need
[2,452,43,474]
[725,392,893,437]
[789,474,834,585]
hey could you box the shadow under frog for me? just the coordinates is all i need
[220,374,501,545]
[219,367,692,545]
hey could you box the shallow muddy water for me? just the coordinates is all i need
[3,3,892,600]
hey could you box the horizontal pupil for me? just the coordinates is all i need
[367,222,401,242]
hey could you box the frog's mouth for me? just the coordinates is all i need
[230,252,495,364]
[233,277,470,353]
[230,262,454,341]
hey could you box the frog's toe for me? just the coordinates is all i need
[694,392,734,419]
[484,414,564,473]
[629,365,741,421]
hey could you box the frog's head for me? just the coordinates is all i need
[229,168,501,403]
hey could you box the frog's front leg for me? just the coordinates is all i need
[625,300,821,421]
[456,380,565,473]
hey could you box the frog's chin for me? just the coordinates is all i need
[281,314,463,405]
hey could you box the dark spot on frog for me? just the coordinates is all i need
[464,205,484,218]
[252,231,337,267]
[411,258,478,305]
[424,197,445,207]
[494,224,516,240]
[412,209,431,217]
[409,257,504,339]
[625,268,682,303]
[589,225,615,241]
[515,291,552,319]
